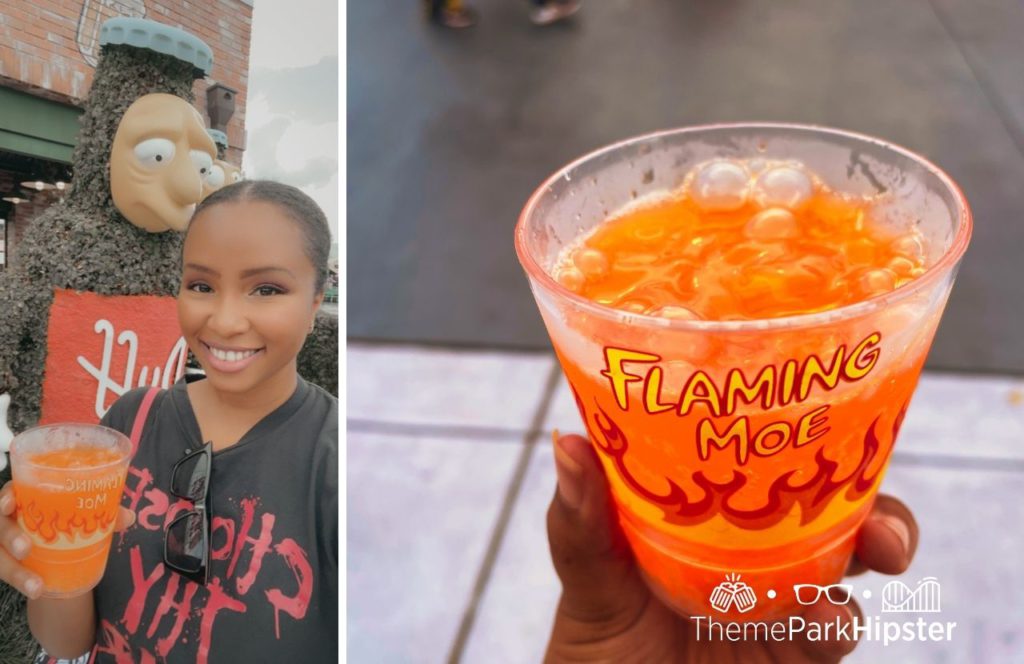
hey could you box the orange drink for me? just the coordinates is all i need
[515,124,971,621]
[10,424,132,598]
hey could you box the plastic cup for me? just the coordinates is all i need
[515,123,971,621]
[10,424,132,598]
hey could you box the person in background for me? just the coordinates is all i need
[425,0,582,29]
[528,0,582,26]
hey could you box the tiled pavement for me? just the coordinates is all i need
[346,342,1024,664]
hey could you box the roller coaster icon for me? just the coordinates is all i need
[881,577,941,613]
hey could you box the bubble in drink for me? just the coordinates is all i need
[556,266,585,292]
[747,158,768,174]
[857,268,897,297]
[690,160,749,212]
[744,208,798,240]
[573,247,609,279]
[650,305,701,320]
[752,165,813,210]
[891,235,925,262]
[617,300,648,313]
[887,256,915,278]
[674,269,697,295]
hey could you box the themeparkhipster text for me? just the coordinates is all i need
[689,614,956,647]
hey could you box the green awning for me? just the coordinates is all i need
[0,87,82,164]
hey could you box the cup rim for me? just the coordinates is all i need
[514,122,973,333]
[10,423,132,472]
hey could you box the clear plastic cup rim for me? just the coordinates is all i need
[10,423,132,472]
[514,122,973,333]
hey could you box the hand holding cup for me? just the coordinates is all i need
[0,480,135,600]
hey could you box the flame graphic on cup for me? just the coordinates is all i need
[571,382,908,530]
[16,498,117,544]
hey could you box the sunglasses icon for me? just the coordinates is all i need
[793,584,852,606]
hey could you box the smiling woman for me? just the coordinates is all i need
[21,179,340,663]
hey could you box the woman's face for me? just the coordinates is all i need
[178,200,323,396]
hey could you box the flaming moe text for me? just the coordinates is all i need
[600,332,882,465]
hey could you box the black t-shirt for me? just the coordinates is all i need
[46,375,338,663]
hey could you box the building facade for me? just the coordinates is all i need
[0,0,253,267]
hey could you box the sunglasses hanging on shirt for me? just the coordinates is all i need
[164,441,213,585]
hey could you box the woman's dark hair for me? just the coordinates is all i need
[188,179,332,294]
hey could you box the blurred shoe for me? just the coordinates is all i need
[530,0,581,26]
[435,6,479,29]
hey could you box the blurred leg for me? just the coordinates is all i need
[530,0,581,26]
[426,0,478,28]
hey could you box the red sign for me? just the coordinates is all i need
[39,290,187,425]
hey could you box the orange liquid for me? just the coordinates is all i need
[13,446,128,597]
[548,178,935,620]
[555,190,926,319]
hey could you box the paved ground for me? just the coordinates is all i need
[349,0,1024,374]
[347,342,1024,664]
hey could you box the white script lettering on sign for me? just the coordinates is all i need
[76,319,188,419]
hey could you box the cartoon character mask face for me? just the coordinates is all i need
[110,94,218,232]
[201,160,244,199]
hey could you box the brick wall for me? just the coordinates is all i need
[0,170,57,270]
[0,0,252,165]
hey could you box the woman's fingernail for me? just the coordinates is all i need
[25,578,40,596]
[878,514,912,558]
[552,431,584,510]
[0,495,11,512]
[11,537,28,560]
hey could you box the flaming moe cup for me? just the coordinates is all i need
[10,423,132,598]
[515,124,971,621]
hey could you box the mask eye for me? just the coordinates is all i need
[133,138,176,169]
[231,170,244,183]
[205,165,226,189]
[190,150,214,178]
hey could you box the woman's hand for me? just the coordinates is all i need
[0,481,135,600]
[545,433,919,663]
